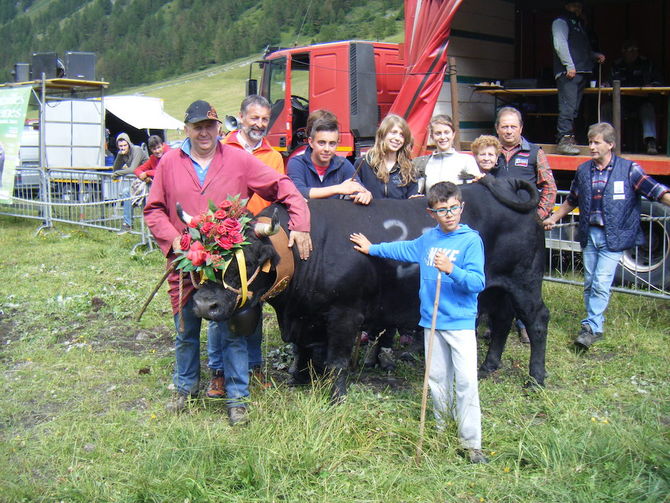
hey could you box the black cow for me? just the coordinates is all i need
[191,177,550,401]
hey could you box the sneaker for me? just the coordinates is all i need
[574,324,603,350]
[378,347,396,371]
[468,448,489,464]
[645,137,658,155]
[517,325,530,344]
[166,392,191,413]
[206,369,225,399]
[117,223,132,235]
[556,135,581,155]
[228,406,249,426]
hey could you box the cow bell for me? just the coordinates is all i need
[228,303,262,337]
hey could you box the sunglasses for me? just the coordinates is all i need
[427,204,463,217]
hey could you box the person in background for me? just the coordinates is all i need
[287,116,372,204]
[356,113,419,369]
[544,122,670,350]
[470,135,502,176]
[203,95,284,399]
[144,100,312,425]
[350,181,488,464]
[552,0,605,155]
[112,132,149,233]
[134,135,170,183]
[606,40,663,155]
[414,114,481,194]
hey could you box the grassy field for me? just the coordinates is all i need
[0,214,669,502]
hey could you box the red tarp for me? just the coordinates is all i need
[390,0,462,155]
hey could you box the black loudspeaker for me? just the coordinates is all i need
[65,51,96,80]
[32,52,59,79]
[12,63,31,82]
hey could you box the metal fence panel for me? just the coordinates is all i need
[544,190,669,300]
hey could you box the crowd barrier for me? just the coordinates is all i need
[2,170,669,299]
[3,166,155,253]
[545,191,669,299]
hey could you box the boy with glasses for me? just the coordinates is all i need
[350,181,487,463]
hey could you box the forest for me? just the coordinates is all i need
[0,0,402,89]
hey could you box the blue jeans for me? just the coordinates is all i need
[174,297,249,406]
[556,73,587,139]
[121,187,133,227]
[582,226,622,334]
[208,316,263,369]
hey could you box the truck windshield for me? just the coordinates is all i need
[265,57,286,105]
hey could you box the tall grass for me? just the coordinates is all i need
[1,215,668,502]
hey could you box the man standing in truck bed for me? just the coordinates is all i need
[552,0,605,155]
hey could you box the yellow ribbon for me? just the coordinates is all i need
[234,248,248,309]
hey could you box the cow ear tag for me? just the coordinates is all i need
[261,259,272,273]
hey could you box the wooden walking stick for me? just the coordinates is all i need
[415,270,442,463]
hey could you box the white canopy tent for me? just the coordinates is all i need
[103,96,183,130]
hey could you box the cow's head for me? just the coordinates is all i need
[177,204,281,331]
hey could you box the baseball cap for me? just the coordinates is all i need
[184,100,221,124]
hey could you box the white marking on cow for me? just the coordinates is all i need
[382,219,433,278]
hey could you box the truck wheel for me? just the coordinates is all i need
[616,200,670,291]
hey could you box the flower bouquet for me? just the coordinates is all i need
[175,195,251,282]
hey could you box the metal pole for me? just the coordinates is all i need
[449,57,461,150]
[612,79,621,155]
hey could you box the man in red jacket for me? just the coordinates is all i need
[144,100,312,425]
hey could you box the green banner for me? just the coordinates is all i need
[0,86,32,204]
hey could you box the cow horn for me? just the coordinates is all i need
[176,202,192,225]
[254,208,280,237]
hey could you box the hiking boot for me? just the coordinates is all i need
[228,406,249,426]
[206,369,225,399]
[557,135,580,155]
[468,449,489,464]
[645,137,658,155]
[378,347,396,371]
[166,392,192,413]
[517,325,530,344]
[250,367,271,389]
[574,324,603,350]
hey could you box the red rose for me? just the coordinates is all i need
[179,233,192,250]
[186,241,207,266]
[219,200,233,210]
[223,218,241,232]
[201,221,215,236]
[215,235,234,250]
[229,232,244,244]
[214,209,227,220]
[214,224,227,236]
[188,215,201,228]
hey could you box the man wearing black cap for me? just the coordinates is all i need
[552,1,605,155]
[144,100,312,424]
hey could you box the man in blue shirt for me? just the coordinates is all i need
[287,116,372,204]
[544,122,670,349]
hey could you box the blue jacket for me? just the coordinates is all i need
[287,147,358,199]
[357,157,418,199]
[574,155,643,251]
[369,224,485,331]
[492,137,540,186]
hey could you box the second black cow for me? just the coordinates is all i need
[191,177,550,400]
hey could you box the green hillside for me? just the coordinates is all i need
[0,0,403,91]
